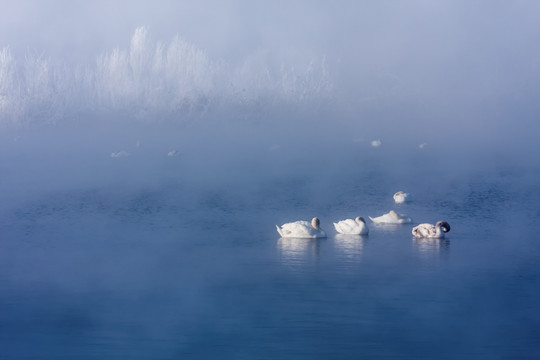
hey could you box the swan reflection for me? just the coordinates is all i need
[413,237,450,258]
[369,223,404,235]
[277,237,322,266]
[334,234,366,260]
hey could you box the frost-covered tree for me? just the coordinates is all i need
[1,26,335,126]
[0,47,17,120]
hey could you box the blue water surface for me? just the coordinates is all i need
[0,126,539,359]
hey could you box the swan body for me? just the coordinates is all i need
[393,191,411,204]
[371,139,382,147]
[333,216,369,235]
[110,150,130,158]
[276,217,327,238]
[412,221,451,239]
[369,210,412,224]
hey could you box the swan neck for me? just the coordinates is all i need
[311,218,320,230]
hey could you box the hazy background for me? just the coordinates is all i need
[1,1,540,175]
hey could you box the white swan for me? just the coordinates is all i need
[333,216,369,235]
[110,150,130,158]
[393,191,411,204]
[276,217,327,238]
[412,221,451,239]
[371,139,382,147]
[369,210,412,224]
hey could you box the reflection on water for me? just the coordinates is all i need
[277,237,322,266]
[412,237,450,259]
[334,234,366,261]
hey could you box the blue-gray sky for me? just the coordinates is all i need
[3,1,539,72]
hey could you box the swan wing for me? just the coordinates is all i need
[369,215,383,223]
[278,221,318,238]
[393,192,410,203]
[370,212,412,224]
[412,223,442,238]
[369,213,392,223]
[397,215,413,224]
[334,219,356,234]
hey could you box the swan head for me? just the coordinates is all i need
[311,217,321,230]
[355,216,366,224]
[436,221,451,233]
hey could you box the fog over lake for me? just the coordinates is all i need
[1,2,540,359]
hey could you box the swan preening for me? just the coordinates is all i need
[276,217,327,238]
[412,221,451,239]
[369,210,412,224]
[393,191,411,204]
[333,216,369,235]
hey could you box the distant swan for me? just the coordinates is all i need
[369,210,412,224]
[333,216,369,235]
[371,139,382,147]
[393,191,411,204]
[276,217,327,238]
[412,221,451,238]
[110,150,130,158]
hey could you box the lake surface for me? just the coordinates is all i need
[1,127,539,359]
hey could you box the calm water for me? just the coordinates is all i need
[1,128,539,359]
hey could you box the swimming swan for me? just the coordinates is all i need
[110,150,130,158]
[276,217,327,238]
[369,210,412,224]
[393,191,411,204]
[412,221,451,238]
[333,216,369,235]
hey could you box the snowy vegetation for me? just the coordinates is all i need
[0,27,333,126]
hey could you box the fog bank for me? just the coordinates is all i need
[1,2,539,169]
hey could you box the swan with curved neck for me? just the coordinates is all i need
[276,217,327,238]
[412,221,451,238]
[333,216,369,235]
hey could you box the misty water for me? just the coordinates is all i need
[1,116,539,360]
[2,4,540,357]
